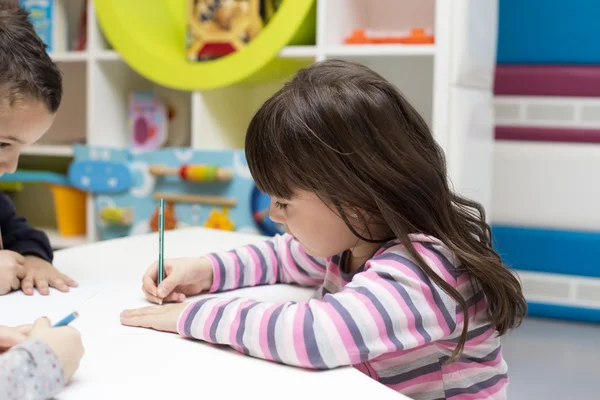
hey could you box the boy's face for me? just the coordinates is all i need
[0,101,55,176]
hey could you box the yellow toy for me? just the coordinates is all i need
[99,207,134,226]
[187,0,263,61]
[204,207,235,231]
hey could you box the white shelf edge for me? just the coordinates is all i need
[278,45,318,58]
[95,50,121,61]
[92,46,319,62]
[21,145,74,157]
[325,44,436,57]
[50,52,89,62]
[41,228,88,249]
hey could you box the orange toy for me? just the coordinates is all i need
[345,28,434,45]
[149,201,178,232]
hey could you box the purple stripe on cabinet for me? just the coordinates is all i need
[495,126,600,143]
[495,65,600,97]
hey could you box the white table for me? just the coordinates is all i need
[2,228,404,399]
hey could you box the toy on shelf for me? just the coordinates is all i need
[68,159,132,193]
[186,0,264,61]
[70,145,283,240]
[152,192,237,207]
[345,28,434,45]
[129,92,169,150]
[99,207,134,226]
[149,164,234,182]
[204,208,235,231]
[149,201,177,232]
[0,170,86,237]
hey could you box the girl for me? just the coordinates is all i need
[121,59,527,400]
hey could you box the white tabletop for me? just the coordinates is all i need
[2,227,404,399]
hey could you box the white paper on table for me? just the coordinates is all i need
[70,282,316,337]
[0,285,105,327]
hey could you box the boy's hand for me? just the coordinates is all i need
[21,256,78,295]
[0,250,25,295]
[0,324,32,352]
[120,303,187,333]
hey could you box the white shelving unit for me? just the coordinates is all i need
[20,0,498,248]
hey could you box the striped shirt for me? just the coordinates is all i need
[177,233,508,399]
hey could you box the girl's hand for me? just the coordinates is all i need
[120,303,187,333]
[28,317,84,383]
[142,257,213,304]
[21,256,78,295]
[0,250,25,295]
[0,324,32,352]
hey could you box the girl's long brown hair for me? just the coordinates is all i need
[245,59,527,360]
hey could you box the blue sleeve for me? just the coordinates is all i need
[0,340,65,400]
[0,191,53,262]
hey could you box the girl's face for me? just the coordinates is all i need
[269,190,361,258]
[0,101,55,176]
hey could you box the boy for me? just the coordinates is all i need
[0,3,78,296]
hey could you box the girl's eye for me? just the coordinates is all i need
[0,143,11,149]
[274,201,288,210]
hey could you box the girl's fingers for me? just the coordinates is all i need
[142,263,159,297]
[142,284,162,305]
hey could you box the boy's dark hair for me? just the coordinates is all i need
[246,59,527,362]
[0,3,62,112]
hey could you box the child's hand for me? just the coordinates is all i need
[21,256,78,295]
[0,324,32,352]
[120,303,186,333]
[0,250,25,295]
[142,257,213,304]
[28,317,84,383]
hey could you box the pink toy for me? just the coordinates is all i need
[129,92,168,150]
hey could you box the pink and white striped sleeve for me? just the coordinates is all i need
[205,233,327,293]
[177,249,458,369]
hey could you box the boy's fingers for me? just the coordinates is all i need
[62,274,78,288]
[10,276,20,291]
[35,278,50,295]
[21,275,34,295]
[15,264,25,279]
[50,278,69,292]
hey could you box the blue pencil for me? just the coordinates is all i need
[53,311,79,327]
[158,198,165,285]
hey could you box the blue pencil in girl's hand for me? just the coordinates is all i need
[53,311,79,327]
[158,198,165,285]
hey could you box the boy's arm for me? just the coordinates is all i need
[206,233,327,293]
[0,340,65,400]
[0,192,53,262]
[178,249,459,370]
